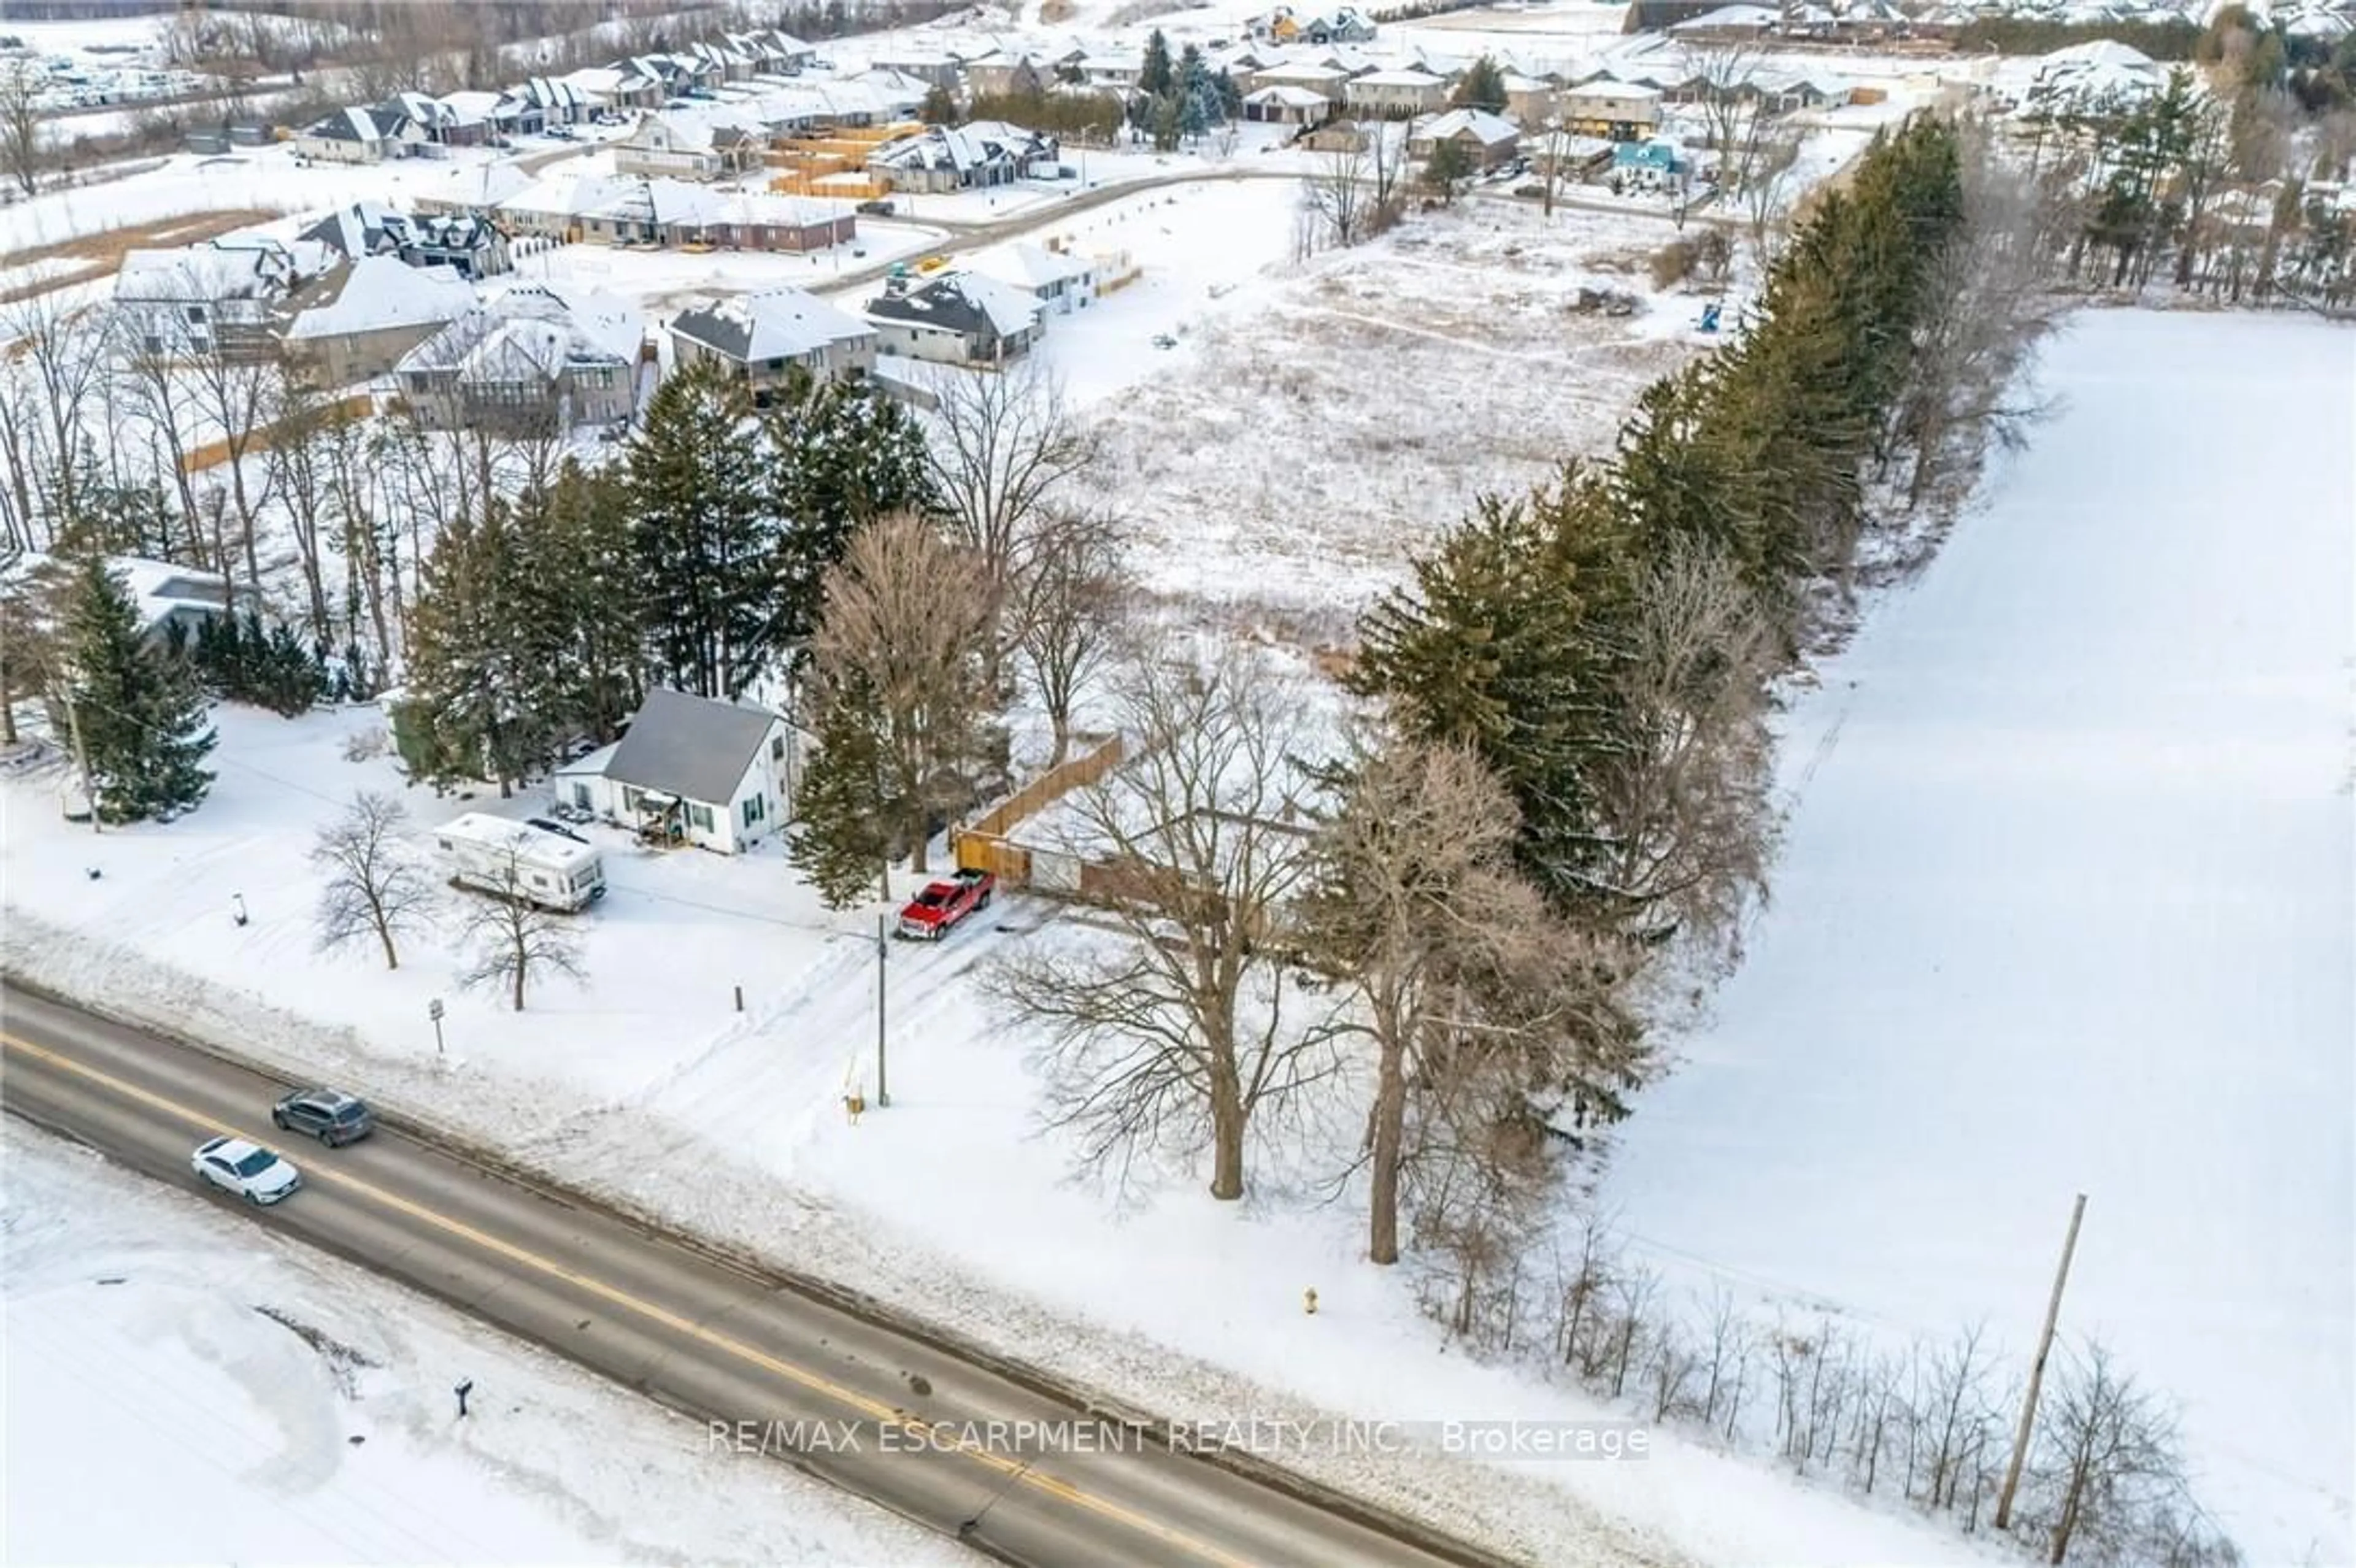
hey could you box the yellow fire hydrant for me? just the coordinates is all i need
[1303,1287,1319,1316]
[845,1092,865,1123]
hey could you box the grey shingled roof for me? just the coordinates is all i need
[603,688,778,805]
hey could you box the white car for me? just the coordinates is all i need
[192,1136,301,1205]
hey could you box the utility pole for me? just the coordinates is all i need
[63,689,98,834]
[874,912,889,1108]
[1995,1192,2087,1532]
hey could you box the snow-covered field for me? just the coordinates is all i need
[980,173,1307,407]
[0,1117,966,1567]
[1093,194,1714,612]
[1601,308,2356,1567]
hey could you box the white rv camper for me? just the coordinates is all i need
[433,813,607,912]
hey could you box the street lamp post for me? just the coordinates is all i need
[874,913,890,1108]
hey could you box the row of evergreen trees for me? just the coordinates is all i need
[1352,118,1971,1112]
[396,361,931,793]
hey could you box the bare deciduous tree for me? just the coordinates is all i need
[310,790,436,969]
[3,292,110,545]
[1306,123,1406,249]
[1008,505,1131,766]
[808,511,995,877]
[1887,119,2069,519]
[1593,536,1778,956]
[1299,733,1571,1264]
[456,845,587,1011]
[1740,120,1804,260]
[987,647,1336,1201]
[922,361,1099,593]
[2028,1341,2189,1566]
[0,58,41,199]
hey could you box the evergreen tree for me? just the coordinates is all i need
[1177,44,1220,138]
[1139,28,1175,99]
[628,358,776,699]
[918,81,958,124]
[1450,54,1508,114]
[1150,93,1183,152]
[1352,475,1638,918]
[540,461,642,743]
[763,372,935,659]
[50,554,215,823]
[788,669,895,907]
[1214,67,1242,119]
[402,505,556,791]
[1423,136,1476,201]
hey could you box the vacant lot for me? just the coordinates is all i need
[1091,198,1709,623]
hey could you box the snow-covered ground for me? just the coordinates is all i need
[969,173,1306,408]
[0,1117,966,1567]
[0,144,546,253]
[1091,194,1717,612]
[1601,308,2356,1567]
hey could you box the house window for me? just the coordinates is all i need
[770,736,785,763]
[622,786,644,814]
[184,305,206,323]
[688,802,715,833]
[572,782,593,810]
[742,793,764,827]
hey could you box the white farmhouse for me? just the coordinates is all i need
[556,688,794,855]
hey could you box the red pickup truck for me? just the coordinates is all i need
[896,869,996,940]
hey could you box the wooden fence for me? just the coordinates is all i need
[950,732,1124,889]
[179,391,374,475]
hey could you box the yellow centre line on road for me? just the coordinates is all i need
[1,1030,1258,1568]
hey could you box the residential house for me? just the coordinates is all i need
[1668,2,1782,39]
[412,160,539,219]
[113,239,310,361]
[1,551,261,650]
[1557,80,1661,140]
[964,240,1096,318]
[1408,107,1521,169]
[869,50,962,90]
[1242,83,1334,125]
[282,255,478,384]
[556,688,795,853]
[864,271,1041,365]
[1750,70,1850,113]
[1302,117,1370,152]
[1077,51,1144,91]
[1501,71,1557,127]
[866,121,1058,193]
[1527,129,1617,182]
[966,51,1047,99]
[666,288,877,403]
[507,74,587,127]
[299,202,514,279]
[614,112,766,179]
[291,104,404,163]
[394,284,642,432]
[1252,7,1377,44]
[1245,61,1350,101]
[1345,66,1450,118]
[576,178,856,252]
[492,172,639,240]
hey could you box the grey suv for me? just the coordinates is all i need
[272,1088,375,1147]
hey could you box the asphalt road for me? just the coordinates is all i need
[0,981,1519,1568]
